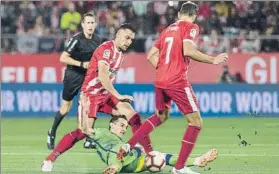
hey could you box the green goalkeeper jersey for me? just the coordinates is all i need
[92,128,146,173]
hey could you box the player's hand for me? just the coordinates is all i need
[117,95,134,102]
[82,127,94,137]
[213,53,228,65]
[82,61,90,69]
[103,165,118,174]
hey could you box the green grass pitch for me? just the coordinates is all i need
[2,117,279,174]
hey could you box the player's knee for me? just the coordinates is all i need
[188,115,203,128]
[199,118,203,128]
[186,112,203,128]
[158,114,168,123]
[117,102,136,119]
[193,118,203,128]
[157,109,169,123]
[59,105,70,115]
[81,127,94,137]
[60,101,72,115]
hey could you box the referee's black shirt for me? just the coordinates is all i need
[64,32,101,74]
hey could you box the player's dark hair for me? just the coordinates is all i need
[81,12,95,23]
[180,1,198,16]
[116,23,136,34]
[108,115,128,130]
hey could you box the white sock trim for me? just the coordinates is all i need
[182,140,195,144]
[146,119,155,129]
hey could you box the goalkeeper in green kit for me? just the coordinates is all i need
[92,115,218,174]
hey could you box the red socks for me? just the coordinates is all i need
[46,128,85,162]
[128,114,162,150]
[128,113,154,153]
[174,125,201,169]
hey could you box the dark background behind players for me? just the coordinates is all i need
[47,12,101,150]
[218,65,246,83]
[1,1,279,53]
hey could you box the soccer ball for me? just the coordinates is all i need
[145,151,166,173]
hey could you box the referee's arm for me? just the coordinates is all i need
[60,51,83,67]
[60,37,86,68]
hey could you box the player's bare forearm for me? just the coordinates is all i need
[98,61,121,98]
[148,57,159,68]
[147,47,159,68]
[60,51,82,66]
[188,50,214,64]
[183,42,214,64]
[100,74,120,98]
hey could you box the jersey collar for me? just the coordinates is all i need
[112,40,122,53]
[110,131,123,140]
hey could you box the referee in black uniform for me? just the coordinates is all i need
[47,12,101,150]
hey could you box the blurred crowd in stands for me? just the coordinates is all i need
[218,65,246,84]
[1,1,279,53]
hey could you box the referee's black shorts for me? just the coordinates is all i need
[62,69,85,101]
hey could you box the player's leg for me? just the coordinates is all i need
[42,127,86,172]
[47,70,83,150]
[117,87,170,159]
[47,100,73,150]
[162,148,218,168]
[44,128,86,161]
[164,153,197,167]
[81,94,97,149]
[98,94,153,153]
[113,101,154,153]
[79,93,99,137]
[81,114,97,149]
[47,100,72,149]
[123,107,169,151]
[41,94,92,172]
[167,87,202,174]
[193,148,218,167]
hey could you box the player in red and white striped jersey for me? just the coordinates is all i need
[81,40,124,96]
[42,24,153,172]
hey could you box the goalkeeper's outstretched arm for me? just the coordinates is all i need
[106,154,123,173]
[103,165,120,174]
